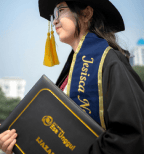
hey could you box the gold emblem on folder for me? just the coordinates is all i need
[41,115,76,151]
[42,116,53,126]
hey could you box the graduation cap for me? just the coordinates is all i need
[38,0,125,66]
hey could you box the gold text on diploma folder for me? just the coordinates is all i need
[42,115,76,151]
[36,136,55,154]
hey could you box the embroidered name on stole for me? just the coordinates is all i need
[70,33,109,124]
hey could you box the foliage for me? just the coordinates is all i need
[132,65,144,82]
[0,87,21,121]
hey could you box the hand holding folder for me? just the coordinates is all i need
[0,75,104,154]
[0,129,17,154]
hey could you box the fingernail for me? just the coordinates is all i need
[12,129,16,132]
[13,139,16,142]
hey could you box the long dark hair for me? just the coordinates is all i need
[65,1,130,59]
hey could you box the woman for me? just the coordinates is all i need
[0,0,144,153]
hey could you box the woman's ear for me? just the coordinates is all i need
[82,6,93,23]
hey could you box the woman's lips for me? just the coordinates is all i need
[56,27,61,32]
[56,27,60,30]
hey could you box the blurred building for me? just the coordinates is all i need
[0,77,26,99]
[131,38,144,66]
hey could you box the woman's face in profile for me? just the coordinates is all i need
[53,1,77,45]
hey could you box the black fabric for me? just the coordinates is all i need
[56,49,144,154]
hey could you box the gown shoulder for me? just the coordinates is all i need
[90,48,144,154]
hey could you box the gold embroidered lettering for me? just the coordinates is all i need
[79,81,85,87]
[44,145,49,151]
[78,95,91,114]
[41,116,76,151]
[77,55,94,114]
[78,85,85,93]
[69,144,76,151]
[83,63,89,67]
[82,67,88,73]
[80,76,86,81]
[82,56,94,63]
[78,56,93,93]
[72,146,76,151]
[36,136,55,154]
[58,130,65,138]
[47,149,52,154]
[63,139,68,144]
[40,142,45,148]
[36,136,42,144]
[65,142,70,147]
[69,144,73,150]
[50,122,59,134]
[61,136,65,141]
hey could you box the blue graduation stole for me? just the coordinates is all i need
[67,32,109,124]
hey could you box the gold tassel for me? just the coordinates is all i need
[43,16,59,67]
[50,22,60,65]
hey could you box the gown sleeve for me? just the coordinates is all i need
[89,50,144,154]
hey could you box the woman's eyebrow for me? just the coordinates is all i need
[57,4,65,7]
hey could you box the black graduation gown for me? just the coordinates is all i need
[56,48,144,154]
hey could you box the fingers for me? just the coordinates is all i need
[0,129,17,153]
[0,130,11,148]
[2,132,17,152]
[5,139,17,154]
[1,129,16,144]
[0,130,10,138]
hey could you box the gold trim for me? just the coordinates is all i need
[9,87,99,153]
[66,32,88,97]
[98,46,112,130]
[15,144,25,154]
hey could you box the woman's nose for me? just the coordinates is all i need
[53,18,59,26]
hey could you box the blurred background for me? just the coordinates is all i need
[0,0,144,127]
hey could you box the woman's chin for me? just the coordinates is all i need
[59,37,66,43]
[58,34,67,43]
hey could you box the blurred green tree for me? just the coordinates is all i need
[0,87,21,121]
[132,65,144,82]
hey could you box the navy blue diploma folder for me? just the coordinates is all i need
[0,75,104,154]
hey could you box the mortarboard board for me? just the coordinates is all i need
[39,0,125,32]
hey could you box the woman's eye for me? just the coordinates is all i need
[59,9,64,12]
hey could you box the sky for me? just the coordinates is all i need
[0,0,144,96]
